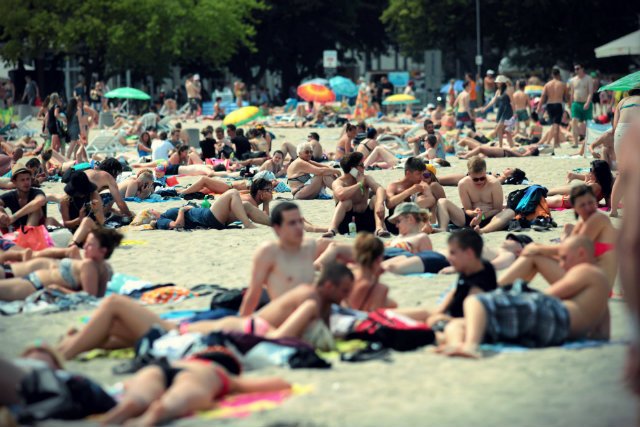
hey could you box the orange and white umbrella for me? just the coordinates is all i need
[297,83,336,103]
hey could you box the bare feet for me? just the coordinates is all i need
[100,398,149,426]
[609,210,619,218]
[444,345,482,359]
[21,248,33,262]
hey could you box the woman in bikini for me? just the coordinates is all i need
[357,127,398,169]
[333,123,357,161]
[287,143,340,199]
[610,87,640,217]
[346,232,397,312]
[500,184,618,288]
[547,160,613,209]
[458,144,539,159]
[0,227,121,301]
[100,352,289,426]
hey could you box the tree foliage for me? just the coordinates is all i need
[228,0,390,91]
[383,0,639,72]
[0,0,262,80]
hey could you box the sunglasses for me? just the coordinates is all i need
[423,172,432,179]
[472,176,487,182]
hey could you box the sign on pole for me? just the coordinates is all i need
[323,50,338,69]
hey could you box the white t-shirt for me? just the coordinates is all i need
[151,139,174,161]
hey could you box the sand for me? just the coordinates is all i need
[0,121,636,427]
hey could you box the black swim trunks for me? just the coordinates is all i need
[337,206,376,235]
[152,358,184,387]
[463,210,492,228]
[546,103,563,125]
[165,163,180,176]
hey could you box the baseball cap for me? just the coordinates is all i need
[486,69,495,75]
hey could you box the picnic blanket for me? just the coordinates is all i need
[0,289,99,316]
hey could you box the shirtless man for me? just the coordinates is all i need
[500,185,618,288]
[385,157,435,235]
[185,74,201,120]
[538,67,568,148]
[239,202,335,315]
[568,64,594,155]
[513,80,531,133]
[57,261,353,359]
[436,156,515,234]
[322,152,389,238]
[453,80,476,137]
[116,169,154,199]
[82,158,133,218]
[439,236,610,357]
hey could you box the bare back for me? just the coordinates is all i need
[544,79,566,104]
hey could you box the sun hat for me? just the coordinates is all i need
[495,75,509,84]
[10,164,31,180]
[388,202,429,224]
[506,233,533,247]
[193,74,200,80]
[64,171,97,196]
[427,103,436,109]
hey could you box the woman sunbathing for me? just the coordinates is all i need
[546,160,613,209]
[0,227,122,301]
[458,144,539,159]
[100,355,290,426]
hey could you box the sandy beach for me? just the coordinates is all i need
[0,123,636,427]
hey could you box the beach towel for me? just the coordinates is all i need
[198,384,311,420]
[0,289,99,316]
[139,285,194,304]
[125,194,181,203]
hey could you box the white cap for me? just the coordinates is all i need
[193,74,200,80]
[486,69,495,75]
[427,103,435,109]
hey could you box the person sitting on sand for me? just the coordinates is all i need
[239,202,336,315]
[100,352,289,426]
[436,157,515,234]
[259,149,287,177]
[150,189,257,231]
[588,129,616,171]
[392,229,497,330]
[345,233,397,311]
[546,160,613,209]
[433,167,527,187]
[439,236,610,358]
[0,227,122,301]
[334,123,357,161]
[287,143,340,199]
[385,157,436,235]
[322,152,389,238]
[420,164,446,207]
[457,144,540,159]
[60,171,105,232]
[56,261,354,360]
[0,164,47,231]
[82,158,134,218]
[500,185,618,288]
[357,128,398,169]
[116,168,155,199]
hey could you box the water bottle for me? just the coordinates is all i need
[348,216,357,237]
[201,196,212,209]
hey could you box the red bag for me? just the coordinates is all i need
[14,225,54,251]
[347,309,435,351]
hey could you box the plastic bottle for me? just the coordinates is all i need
[201,196,211,209]
[348,216,357,237]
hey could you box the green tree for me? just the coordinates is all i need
[0,0,262,83]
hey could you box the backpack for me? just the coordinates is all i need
[346,309,435,351]
[507,185,552,226]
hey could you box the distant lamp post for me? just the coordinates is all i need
[475,0,482,79]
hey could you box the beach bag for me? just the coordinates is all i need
[346,309,435,351]
[13,225,54,251]
[507,185,546,214]
[210,287,270,312]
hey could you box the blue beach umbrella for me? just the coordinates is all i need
[439,80,464,94]
[329,76,358,98]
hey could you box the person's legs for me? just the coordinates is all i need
[280,142,298,160]
[445,296,487,357]
[498,254,564,286]
[132,368,217,426]
[458,138,481,150]
[367,146,398,168]
[0,278,37,301]
[382,256,425,275]
[552,124,560,148]
[436,199,466,228]
[477,209,515,234]
[70,217,96,246]
[294,176,324,200]
[179,177,230,195]
[610,173,623,217]
[100,365,167,425]
[496,123,505,148]
[25,206,43,226]
[369,196,387,232]
[267,299,319,340]
[57,295,173,360]
[239,202,270,226]
[571,117,580,148]
[210,189,256,228]
[324,200,351,237]
[178,164,215,177]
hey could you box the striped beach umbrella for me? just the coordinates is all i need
[223,106,260,126]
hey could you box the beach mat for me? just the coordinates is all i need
[198,384,311,420]
[480,339,627,353]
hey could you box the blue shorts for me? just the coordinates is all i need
[455,112,475,130]
[156,207,225,230]
[415,251,450,273]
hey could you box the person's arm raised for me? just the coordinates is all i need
[239,245,274,316]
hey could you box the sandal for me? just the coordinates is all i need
[322,229,337,238]
[375,229,391,238]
